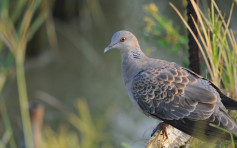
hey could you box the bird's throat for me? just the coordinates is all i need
[121,49,146,86]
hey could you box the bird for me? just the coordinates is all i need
[104,30,237,140]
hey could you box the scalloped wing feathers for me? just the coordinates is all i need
[132,66,237,139]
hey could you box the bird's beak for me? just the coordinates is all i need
[104,43,115,53]
[104,46,111,53]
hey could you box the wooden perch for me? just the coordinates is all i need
[146,125,191,148]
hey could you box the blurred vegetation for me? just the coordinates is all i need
[0,0,45,147]
[144,3,188,53]
[172,0,237,99]
[171,0,237,147]
[42,99,113,148]
[0,0,111,148]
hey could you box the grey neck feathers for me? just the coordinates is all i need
[122,49,145,64]
[122,49,146,85]
[129,50,142,59]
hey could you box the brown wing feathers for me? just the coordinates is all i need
[132,66,237,139]
[184,67,237,110]
[133,67,198,120]
[133,67,216,120]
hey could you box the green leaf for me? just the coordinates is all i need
[121,142,133,148]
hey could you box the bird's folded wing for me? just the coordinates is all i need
[132,66,217,121]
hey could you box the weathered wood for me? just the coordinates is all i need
[146,125,191,148]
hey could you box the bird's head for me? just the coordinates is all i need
[104,31,140,53]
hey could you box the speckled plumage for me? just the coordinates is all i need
[105,30,237,140]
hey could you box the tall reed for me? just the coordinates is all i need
[170,0,237,147]
[0,0,52,147]
[171,0,237,99]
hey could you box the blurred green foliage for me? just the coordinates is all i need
[69,99,113,148]
[121,142,133,148]
[43,99,113,148]
[43,126,81,148]
[172,0,237,99]
[144,3,188,53]
[0,0,43,147]
[0,0,113,147]
[171,0,237,147]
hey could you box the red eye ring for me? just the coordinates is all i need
[120,37,126,42]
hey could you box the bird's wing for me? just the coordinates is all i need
[184,67,237,110]
[132,66,218,121]
[131,67,237,139]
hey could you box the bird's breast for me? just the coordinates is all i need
[122,61,148,113]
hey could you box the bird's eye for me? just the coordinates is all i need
[120,37,126,42]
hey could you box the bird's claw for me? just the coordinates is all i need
[151,122,169,139]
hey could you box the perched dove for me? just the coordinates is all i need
[104,30,237,140]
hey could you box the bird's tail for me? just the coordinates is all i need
[163,116,237,141]
[209,81,237,110]
[221,94,237,110]
[218,110,237,140]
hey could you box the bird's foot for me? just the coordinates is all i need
[161,123,169,139]
[151,122,169,139]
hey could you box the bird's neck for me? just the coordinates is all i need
[121,48,146,60]
[121,49,147,85]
